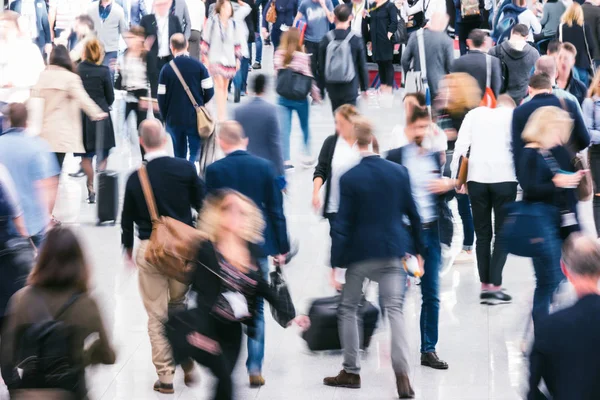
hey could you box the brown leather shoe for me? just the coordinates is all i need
[395,373,415,399]
[153,380,174,394]
[249,374,266,387]
[323,370,361,389]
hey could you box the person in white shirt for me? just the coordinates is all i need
[451,94,518,305]
[185,0,206,60]
[510,0,541,42]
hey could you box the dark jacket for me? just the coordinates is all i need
[157,55,214,129]
[10,0,51,48]
[140,13,183,97]
[1,286,116,398]
[205,150,290,257]
[528,294,600,400]
[511,93,590,171]
[262,0,297,30]
[241,0,258,43]
[582,2,600,60]
[313,134,338,217]
[77,61,115,152]
[561,70,588,105]
[121,156,205,249]
[559,22,594,71]
[233,97,284,176]
[318,28,369,101]
[488,41,539,104]
[450,50,503,99]
[363,0,398,62]
[330,155,424,267]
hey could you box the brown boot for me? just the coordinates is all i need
[323,370,361,389]
[249,374,266,388]
[395,374,415,399]
[153,380,174,394]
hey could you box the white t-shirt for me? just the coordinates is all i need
[156,13,170,57]
[186,0,206,32]
[326,137,362,214]
[517,9,541,42]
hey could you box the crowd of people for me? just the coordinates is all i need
[1,0,600,398]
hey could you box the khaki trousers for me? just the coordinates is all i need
[136,240,189,384]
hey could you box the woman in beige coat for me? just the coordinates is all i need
[31,45,107,171]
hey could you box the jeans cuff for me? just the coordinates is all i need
[462,245,473,251]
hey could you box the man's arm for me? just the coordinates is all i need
[569,98,591,152]
[268,110,285,177]
[451,110,473,179]
[322,0,334,23]
[264,163,290,254]
[120,178,136,253]
[330,175,355,267]
[157,68,168,119]
[200,65,215,104]
[317,35,328,87]
[401,34,415,73]
[182,2,192,39]
[190,167,206,211]
[491,57,502,97]
[403,173,425,256]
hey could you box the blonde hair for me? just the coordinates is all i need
[521,106,573,147]
[83,38,104,65]
[197,190,265,245]
[561,3,584,27]
[335,104,360,121]
[353,116,374,147]
[588,69,600,98]
[278,28,303,67]
[444,73,482,116]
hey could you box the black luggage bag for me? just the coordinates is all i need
[302,296,379,351]
[95,119,119,225]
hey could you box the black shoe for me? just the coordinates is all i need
[481,290,512,305]
[264,38,271,46]
[395,373,415,398]
[69,169,85,178]
[420,352,448,370]
[252,62,262,69]
[87,192,96,204]
[234,86,241,103]
[153,380,174,394]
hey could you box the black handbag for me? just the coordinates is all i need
[268,266,296,328]
[276,68,312,101]
[394,13,408,44]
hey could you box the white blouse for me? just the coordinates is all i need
[327,137,363,214]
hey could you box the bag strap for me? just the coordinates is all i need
[485,54,491,89]
[169,59,199,108]
[582,23,593,66]
[343,31,354,44]
[138,165,160,222]
[417,29,427,80]
[55,293,82,320]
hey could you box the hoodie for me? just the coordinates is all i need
[489,39,539,104]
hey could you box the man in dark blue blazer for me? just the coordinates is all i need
[324,116,424,399]
[528,233,600,400]
[158,33,214,162]
[204,120,289,387]
[10,0,51,54]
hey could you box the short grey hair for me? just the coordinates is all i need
[562,233,600,277]
[217,121,246,145]
[535,56,557,80]
[139,119,166,149]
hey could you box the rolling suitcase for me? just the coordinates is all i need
[302,296,379,351]
[95,119,119,225]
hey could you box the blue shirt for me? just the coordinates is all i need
[0,129,60,236]
[99,2,112,21]
[402,143,438,223]
[298,0,332,42]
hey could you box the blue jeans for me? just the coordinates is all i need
[531,229,564,327]
[233,54,250,94]
[456,193,474,250]
[166,125,201,162]
[254,32,263,63]
[574,66,590,87]
[246,257,269,374]
[420,223,441,353]
[278,97,310,162]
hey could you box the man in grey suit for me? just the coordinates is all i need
[233,74,285,189]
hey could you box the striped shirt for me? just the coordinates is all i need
[273,50,321,102]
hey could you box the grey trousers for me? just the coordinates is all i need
[189,29,202,60]
[339,258,409,375]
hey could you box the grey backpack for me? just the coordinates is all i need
[325,31,356,84]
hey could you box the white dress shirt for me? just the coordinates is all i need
[451,106,517,184]
[186,0,206,32]
[156,13,170,57]
[327,137,362,214]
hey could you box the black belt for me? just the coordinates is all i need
[422,221,437,230]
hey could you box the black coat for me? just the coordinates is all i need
[77,61,115,153]
[559,23,594,71]
[364,0,398,62]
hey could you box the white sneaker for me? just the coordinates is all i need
[300,154,316,168]
[453,251,474,265]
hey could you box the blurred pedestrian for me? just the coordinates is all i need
[528,233,600,400]
[581,0,600,72]
[69,14,95,63]
[48,0,87,47]
[121,119,204,394]
[205,121,290,387]
[274,28,321,169]
[76,38,116,204]
[8,0,52,55]
[558,2,594,87]
[261,0,297,49]
[185,0,206,60]
[325,116,425,398]
[583,69,600,236]
[453,0,483,55]
[86,0,127,76]
[0,226,116,399]
[556,42,588,105]
[364,0,398,94]
[0,103,60,248]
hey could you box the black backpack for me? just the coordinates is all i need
[13,292,82,392]
[496,47,510,94]
[276,68,312,100]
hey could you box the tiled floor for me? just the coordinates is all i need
[17,48,593,400]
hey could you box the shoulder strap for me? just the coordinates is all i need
[559,23,563,42]
[138,165,160,222]
[169,60,199,108]
[54,293,82,320]
[343,31,354,44]
[582,23,593,65]
[485,54,491,88]
[417,29,427,78]
[327,30,335,41]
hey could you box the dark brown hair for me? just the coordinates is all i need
[408,105,431,125]
[83,38,104,65]
[528,73,552,90]
[28,227,90,292]
[7,102,28,128]
[49,45,75,73]
[215,0,233,18]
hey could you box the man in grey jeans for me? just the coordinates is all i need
[324,116,425,399]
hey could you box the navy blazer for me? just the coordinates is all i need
[331,156,425,268]
[528,294,600,400]
[205,150,290,257]
[10,0,51,47]
[233,97,284,177]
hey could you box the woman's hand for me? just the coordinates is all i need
[552,173,582,189]
[312,192,321,212]
[262,27,269,40]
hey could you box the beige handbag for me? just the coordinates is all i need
[138,166,206,284]
[169,60,215,138]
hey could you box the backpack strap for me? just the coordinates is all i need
[138,165,160,223]
[343,31,354,44]
[485,54,491,89]
[54,293,83,320]
[327,30,335,41]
